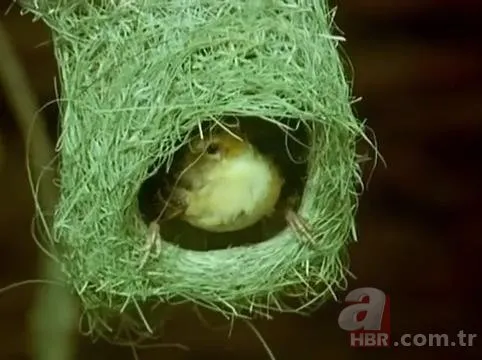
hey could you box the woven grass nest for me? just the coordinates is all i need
[23,0,368,335]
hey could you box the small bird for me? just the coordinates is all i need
[140,128,314,264]
[165,129,284,232]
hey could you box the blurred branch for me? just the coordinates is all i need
[0,132,4,171]
[0,19,78,360]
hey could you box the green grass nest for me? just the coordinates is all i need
[23,0,367,335]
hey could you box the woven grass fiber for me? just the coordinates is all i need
[22,0,367,335]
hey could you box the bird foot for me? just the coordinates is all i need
[285,208,316,246]
[154,188,186,222]
[138,221,162,269]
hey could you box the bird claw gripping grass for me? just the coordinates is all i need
[21,0,368,335]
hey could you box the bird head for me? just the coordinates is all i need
[187,131,252,163]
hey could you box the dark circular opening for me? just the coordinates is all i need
[137,116,310,251]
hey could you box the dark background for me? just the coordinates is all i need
[1,0,481,359]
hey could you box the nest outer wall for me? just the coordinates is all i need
[22,0,366,333]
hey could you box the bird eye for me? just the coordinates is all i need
[206,143,220,155]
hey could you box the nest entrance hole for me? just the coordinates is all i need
[137,116,310,251]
